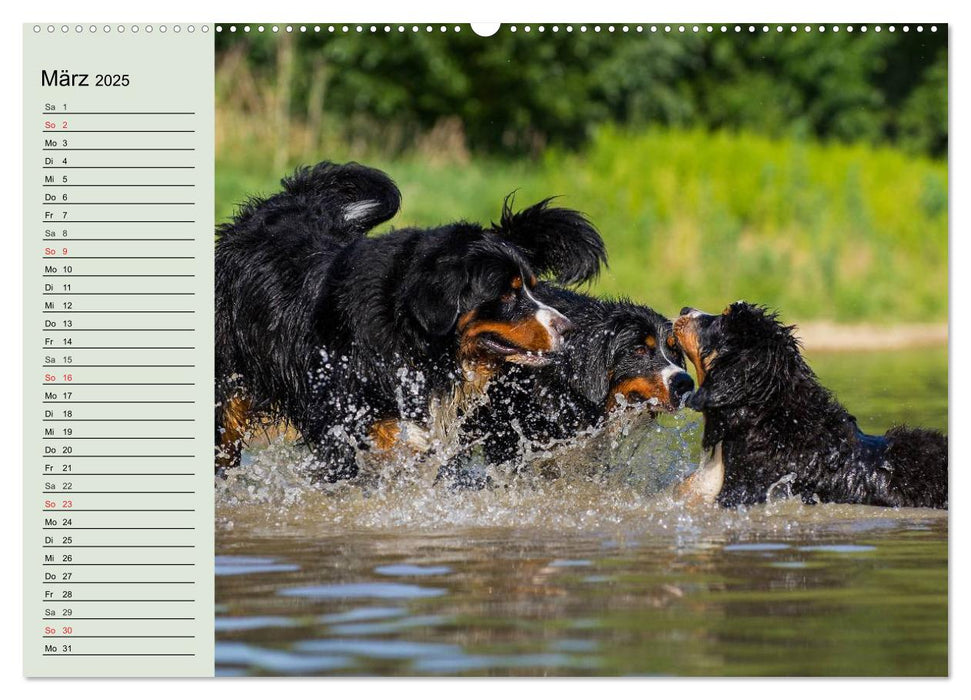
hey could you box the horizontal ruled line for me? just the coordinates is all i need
[42,382,195,385]
[43,563,195,566]
[47,238,197,241]
[43,311,194,314]
[41,599,196,602]
[44,435,195,440]
[40,220,196,223]
[43,203,195,206]
[44,184,195,187]
[43,527,195,530]
[43,400,196,403]
[43,365,196,368]
[41,582,195,584]
[44,636,196,639]
[43,491,196,494]
[43,654,196,657]
[43,616,195,619]
[39,474,195,476]
[43,166,195,169]
[43,293,196,296]
[43,130,196,133]
[43,148,196,151]
[43,418,196,421]
[43,111,196,115]
[42,509,196,512]
[43,545,195,548]
[38,455,195,458]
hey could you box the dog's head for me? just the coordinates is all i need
[673,301,804,411]
[564,300,694,413]
[405,237,574,367]
[405,198,606,369]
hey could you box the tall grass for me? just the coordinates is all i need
[216,115,947,323]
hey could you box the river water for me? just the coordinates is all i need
[214,347,948,676]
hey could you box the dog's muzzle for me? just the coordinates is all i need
[536,307,572,351]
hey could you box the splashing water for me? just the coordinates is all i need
[215,406,708,531]
[214,349,948,677]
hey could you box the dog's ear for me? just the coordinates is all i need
[493,195,607,285]
[565,327,614,405]
[688,351,780,411]
[403,264,468,337]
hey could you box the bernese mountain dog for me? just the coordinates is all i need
[672,301,947,509]
[446,284,694,479]
[215,161,606,483]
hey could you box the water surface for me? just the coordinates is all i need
[215,348,948,676]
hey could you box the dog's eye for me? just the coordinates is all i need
[500,291,516,304]
[633,346,648,356]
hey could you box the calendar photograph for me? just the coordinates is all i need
[209,24,949,677]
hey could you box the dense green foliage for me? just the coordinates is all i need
[216,126,948,322]
[216,26,947,157]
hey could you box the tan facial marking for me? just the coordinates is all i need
[606,376,671,412]
[511,276,523,290]
[673,316,717,385]
[646,335,657,350]
[673,316,705,383]
[459,317,554,362]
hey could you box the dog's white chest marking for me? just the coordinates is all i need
[675,441,725,505]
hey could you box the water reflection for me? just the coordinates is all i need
[215,508,947,676]
[215,349,948,676]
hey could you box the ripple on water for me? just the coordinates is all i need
[374,564,452,576]
[281,582,447,600]
[215,641,349,675]
[328,614,451,637]
[549,559,593,567]
[214,616,297,632]
[215,555,300,576]
[294,638,462,660]
[317,607,406,624]
[798,544,877,553]
[723,543,791,552]
[413,652,582,674]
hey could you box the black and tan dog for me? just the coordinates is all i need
[448,285,694,479]
[215,161,605,483]
[672,302,947,509]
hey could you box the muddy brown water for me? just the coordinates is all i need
[215,347,948,676]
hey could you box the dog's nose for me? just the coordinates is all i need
[551,312,573,336]
[680,307,696,317]
[668,371,695,399]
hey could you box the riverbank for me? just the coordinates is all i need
[796,322,948,352]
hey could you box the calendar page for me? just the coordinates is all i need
[21,20,949,679]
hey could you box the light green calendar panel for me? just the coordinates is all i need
[23,24,214,677]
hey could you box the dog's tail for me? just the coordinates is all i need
[493,195,607,285]
[219,161,401,242]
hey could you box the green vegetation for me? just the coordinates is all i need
[217,125,947,322]
[215,27,947,323]
[215,28,947,158]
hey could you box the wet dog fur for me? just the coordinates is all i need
[214,161,605,483]
[673,302,947,509]
[447,285,694,481]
